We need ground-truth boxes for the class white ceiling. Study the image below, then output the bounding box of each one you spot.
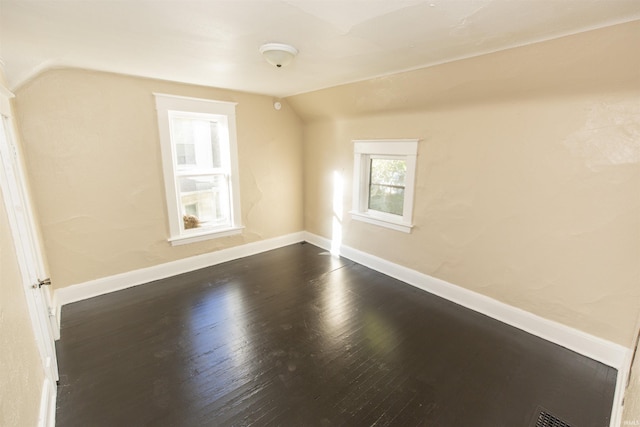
[1,0,639,97]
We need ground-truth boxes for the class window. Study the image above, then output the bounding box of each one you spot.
[155,94,242,245]
[351,139,418,233]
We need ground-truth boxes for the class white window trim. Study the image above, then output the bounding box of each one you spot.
[351,139,419,233]
[154,93,243,245]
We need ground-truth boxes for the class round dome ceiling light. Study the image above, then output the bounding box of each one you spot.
[259,43,298,68]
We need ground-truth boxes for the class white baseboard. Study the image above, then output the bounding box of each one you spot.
[304,231,632,427]
[55,231,305,312]
[54,229,631,427]
[57,229,629,368]
[303,232,629,368]
[303,231,631,427]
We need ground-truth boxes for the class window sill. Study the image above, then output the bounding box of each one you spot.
[168,226,244,246]
[350,211,413,233]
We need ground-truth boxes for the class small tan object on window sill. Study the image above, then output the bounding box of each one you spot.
[183,214,200,229]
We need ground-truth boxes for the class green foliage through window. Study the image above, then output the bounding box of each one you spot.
[368,158,406,216]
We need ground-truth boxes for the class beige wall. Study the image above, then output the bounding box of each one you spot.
[0,186,45,427]
[13,69,304,289]
[288,21,640,348]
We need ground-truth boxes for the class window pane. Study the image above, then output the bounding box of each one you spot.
[370,158,406,186]
[176,143,196,166]
[171,117,221,169]
[368,158,406,216]
[184,203,198,217]
[179,175,229,229]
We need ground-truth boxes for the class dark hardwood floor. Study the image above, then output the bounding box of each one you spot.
[55,242,617,426]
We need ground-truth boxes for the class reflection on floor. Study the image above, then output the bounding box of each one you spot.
[56,243,616,426]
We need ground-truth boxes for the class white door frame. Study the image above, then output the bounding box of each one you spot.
[0,80,58,426]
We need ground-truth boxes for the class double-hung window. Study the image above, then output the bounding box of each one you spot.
[351,139,418,233]
[155,94,242,245]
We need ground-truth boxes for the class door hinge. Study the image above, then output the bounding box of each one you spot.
[33,278,52,289]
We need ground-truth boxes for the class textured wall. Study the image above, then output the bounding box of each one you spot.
[0,187,45,427]
[13,69,304,289]
[289,21,640,348]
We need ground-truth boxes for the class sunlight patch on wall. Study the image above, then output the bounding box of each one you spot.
[331,170,344,256]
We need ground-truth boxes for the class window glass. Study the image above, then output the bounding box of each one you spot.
[178,175,229,229]
[351,139,418,233]
[155,94,242,245]
[171,116,222,170]
[368,158,406,216]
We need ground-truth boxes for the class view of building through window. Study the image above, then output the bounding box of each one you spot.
[155,94,241,244]
[169,114,230,231]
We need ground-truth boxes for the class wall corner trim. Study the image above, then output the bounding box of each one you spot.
[37,377,56,427]
[55,231,305,310]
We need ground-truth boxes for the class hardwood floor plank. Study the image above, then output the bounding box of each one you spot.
[55,243,616,426]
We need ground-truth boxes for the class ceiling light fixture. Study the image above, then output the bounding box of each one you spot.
[259,43,298,68]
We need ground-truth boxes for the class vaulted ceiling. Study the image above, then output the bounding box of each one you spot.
[1,0,639,97]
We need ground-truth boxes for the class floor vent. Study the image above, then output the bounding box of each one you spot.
[532,408,572,427]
